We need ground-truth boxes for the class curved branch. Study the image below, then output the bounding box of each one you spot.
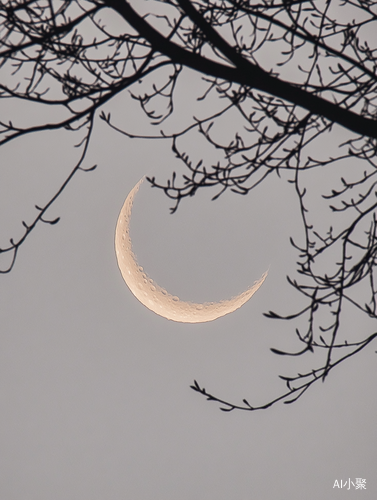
[106,0,377,139]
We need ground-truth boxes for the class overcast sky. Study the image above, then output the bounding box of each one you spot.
[1,6,376,499]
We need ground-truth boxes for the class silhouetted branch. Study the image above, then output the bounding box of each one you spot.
[190,331,377,412]
[1,0,376,412]
[0,110,96,273]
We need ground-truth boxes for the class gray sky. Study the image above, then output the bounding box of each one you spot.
[1,8,376,500]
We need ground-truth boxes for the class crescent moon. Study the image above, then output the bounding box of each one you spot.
[115,178,267,323]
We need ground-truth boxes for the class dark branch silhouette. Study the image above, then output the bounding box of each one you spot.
[1,0,376,412]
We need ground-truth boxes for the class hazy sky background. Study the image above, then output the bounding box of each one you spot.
[1,4,376,499]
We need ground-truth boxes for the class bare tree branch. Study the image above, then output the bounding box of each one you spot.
[1,0,376,412]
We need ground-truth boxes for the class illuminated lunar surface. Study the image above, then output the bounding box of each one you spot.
[115,178,267,323]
